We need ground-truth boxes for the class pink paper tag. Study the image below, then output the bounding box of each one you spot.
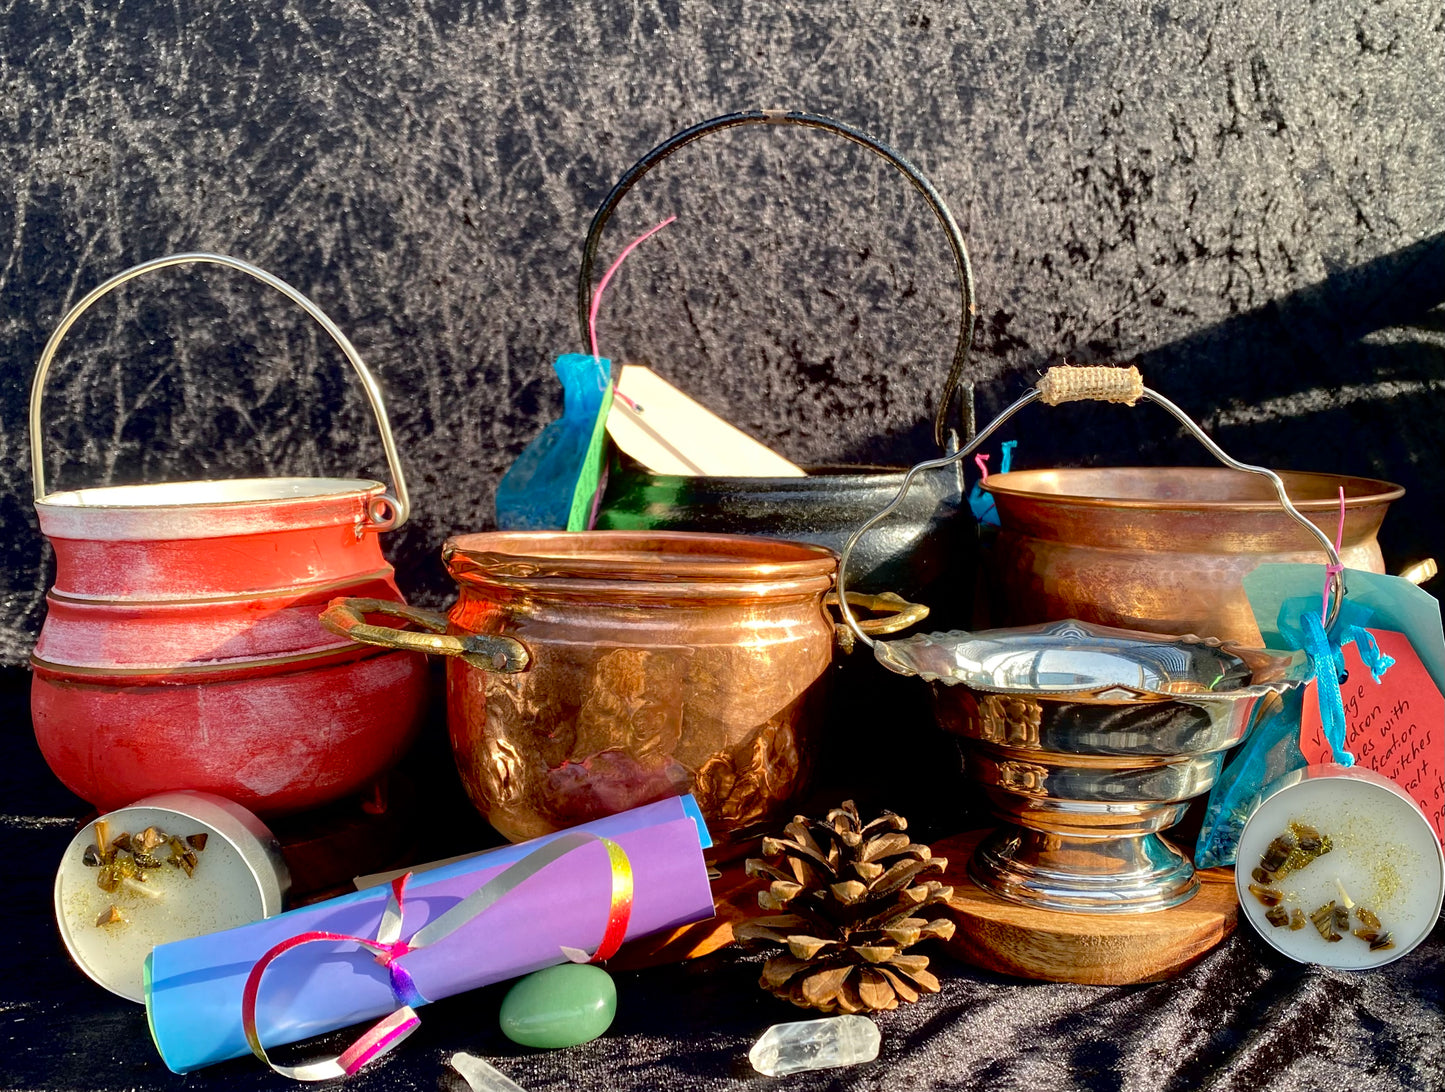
[1300,628,1445,845]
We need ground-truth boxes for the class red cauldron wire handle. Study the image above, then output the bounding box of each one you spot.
[29,252,411,531]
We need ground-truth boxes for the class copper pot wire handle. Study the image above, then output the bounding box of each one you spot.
[578,109,978,450]
[29,252,411,531]
[319,598,530,673]
[837,364,1347,648]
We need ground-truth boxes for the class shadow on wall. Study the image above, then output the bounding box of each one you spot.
[838,231,1445,578]
[1137,229,1444,576]
[1138,227,1445,429]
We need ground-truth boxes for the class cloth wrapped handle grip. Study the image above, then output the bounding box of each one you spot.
[1035,364,1145,406]
[318,598,530,673]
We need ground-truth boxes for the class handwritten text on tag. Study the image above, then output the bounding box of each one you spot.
[1300,629,1444,845]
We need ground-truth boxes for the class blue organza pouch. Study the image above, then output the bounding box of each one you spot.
[1194,592,1392,867]
[494,354,613,531]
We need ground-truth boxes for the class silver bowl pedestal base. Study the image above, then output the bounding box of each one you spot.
[969,814,1200,914]
[888,620,1304,916]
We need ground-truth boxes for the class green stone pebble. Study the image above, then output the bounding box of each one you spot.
[499,964,617,1049]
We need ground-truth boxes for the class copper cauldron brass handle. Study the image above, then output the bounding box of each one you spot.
[825,591,930,652]
[319,598,530,673]
[838,364,1348,648]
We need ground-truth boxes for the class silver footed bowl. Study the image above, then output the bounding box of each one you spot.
[876,620,1306,913]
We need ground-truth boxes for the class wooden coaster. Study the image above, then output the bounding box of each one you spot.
[935,830,1238,985]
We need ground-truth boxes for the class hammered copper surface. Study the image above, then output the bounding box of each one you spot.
[440,531,838,852]
[983,468,1402,645]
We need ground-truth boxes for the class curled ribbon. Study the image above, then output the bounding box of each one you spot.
[967,440,1017,528]
[241,832,634,1081]
[1299,611,1395,770]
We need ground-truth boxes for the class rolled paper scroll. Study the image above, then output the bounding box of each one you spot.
[145,795,713,1073]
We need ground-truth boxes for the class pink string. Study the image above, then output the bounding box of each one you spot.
[974,453,989,481]
[1321,485,1346,626]
[588,215,677,363]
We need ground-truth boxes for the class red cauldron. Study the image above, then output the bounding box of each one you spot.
[28,254,428,815]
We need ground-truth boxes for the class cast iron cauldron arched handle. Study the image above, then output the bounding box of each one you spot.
[319,598,530,673]
[29,252,411,530]
[836,365,1348,647]
[578,109,977,450]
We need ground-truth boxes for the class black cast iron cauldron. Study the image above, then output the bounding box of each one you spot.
[585,110,979,627]
[583,110,981,830]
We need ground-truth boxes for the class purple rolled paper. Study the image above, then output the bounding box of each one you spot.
[144,795,714,1073]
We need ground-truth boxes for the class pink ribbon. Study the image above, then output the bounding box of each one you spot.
[1322,485,1346,625]
[241,832,634,1081]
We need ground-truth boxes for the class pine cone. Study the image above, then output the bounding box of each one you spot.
[733,800,955,1013]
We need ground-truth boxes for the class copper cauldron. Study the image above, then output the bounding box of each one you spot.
[321,531,923,852]
[983,467,1402,646]
[836,364,1367,908]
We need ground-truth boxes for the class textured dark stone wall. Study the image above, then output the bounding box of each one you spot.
[2,0,1442,663]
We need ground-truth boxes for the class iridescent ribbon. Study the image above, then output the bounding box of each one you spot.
[241,832,634,1081]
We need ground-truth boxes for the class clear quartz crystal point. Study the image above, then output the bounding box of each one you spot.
[748,1015,881,1077]
[450,1052,530,1092]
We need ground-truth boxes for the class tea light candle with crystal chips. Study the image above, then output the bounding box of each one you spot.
[1235,765,1443,969]
[54,790,289,1001]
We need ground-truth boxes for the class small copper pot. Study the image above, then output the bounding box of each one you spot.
[322,531,923,852]
[982,467,1402,645]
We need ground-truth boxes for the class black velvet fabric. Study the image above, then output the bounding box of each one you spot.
[3,3,1445,1089]
[4,666,1443,1091]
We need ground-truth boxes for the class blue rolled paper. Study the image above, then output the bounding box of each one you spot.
[144,795,713,1072]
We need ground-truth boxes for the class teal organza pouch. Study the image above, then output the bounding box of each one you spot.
[494,354,613,532]
[1194,588,1393,868]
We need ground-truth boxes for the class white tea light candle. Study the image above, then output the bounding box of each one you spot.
[54,791,289,1001]
[1235,765,1443,969]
